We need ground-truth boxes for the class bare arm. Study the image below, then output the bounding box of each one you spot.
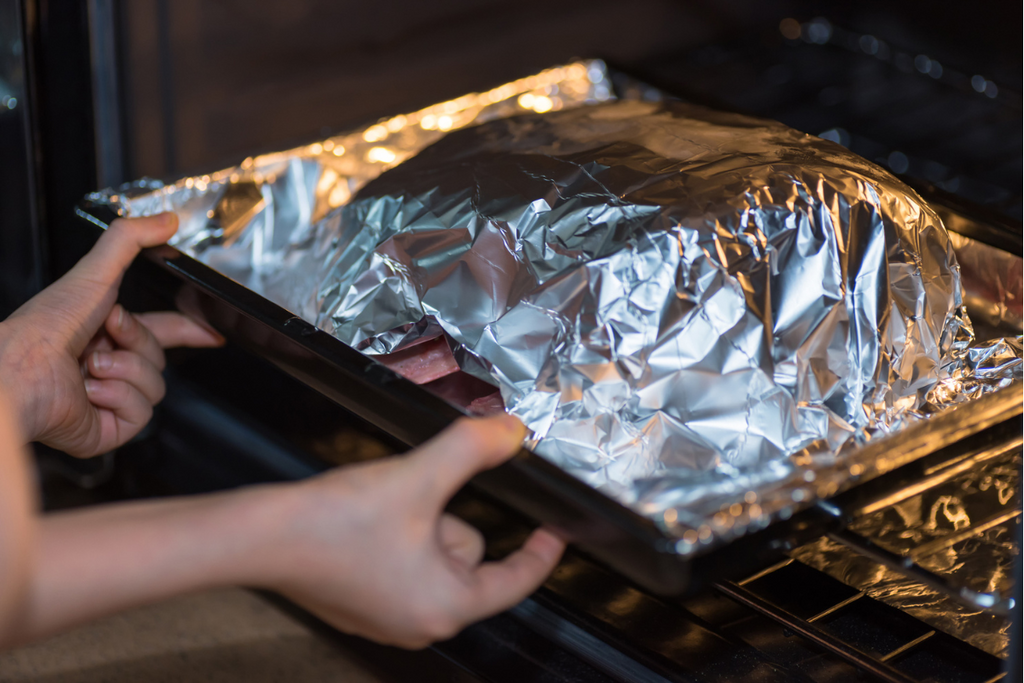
[0,391,33,644]
[9,416,563,649]
[13,486,273,646]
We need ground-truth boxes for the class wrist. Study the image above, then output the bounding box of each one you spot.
[230,473,360,596]
[207,481,313,590]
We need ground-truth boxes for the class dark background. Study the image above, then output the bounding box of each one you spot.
[2,0,1021,318]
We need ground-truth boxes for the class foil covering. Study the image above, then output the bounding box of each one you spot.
[90,60,614,310]
[301,99,1020,549]
[87,63,1021,557]
[792,445,1021,658]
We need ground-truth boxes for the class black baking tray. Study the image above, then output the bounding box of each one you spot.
[76,196,1022,597]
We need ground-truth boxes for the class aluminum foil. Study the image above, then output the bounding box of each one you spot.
[86,62,1021,555]
[792,445,1021,658]
[302,99,1021,543]
[88,60,614,313]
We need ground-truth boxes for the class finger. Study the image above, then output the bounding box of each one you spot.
[81,332,114,361]
[406,414,526,511]
[83,378,155,450]
[438,514,486,570]
[80,333,115,378]
[88,335,115,354]
[35,213,179,355]
[87,350,166,405]
[105,305,166,370]
[135,311,225,348]
[458,528,564,619]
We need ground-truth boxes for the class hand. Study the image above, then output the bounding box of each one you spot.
[0,213,223,456]
[264,414,566,648]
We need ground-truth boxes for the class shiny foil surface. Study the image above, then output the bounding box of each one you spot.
[303,99,1019,550]
[792,445,1021,658]
[88,61,614,317]
[88,63,1021,556]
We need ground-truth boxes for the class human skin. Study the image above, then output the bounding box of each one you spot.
[0,214,564,649]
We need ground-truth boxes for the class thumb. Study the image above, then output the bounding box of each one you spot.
[32,213,179,354]
[407,414,527,511]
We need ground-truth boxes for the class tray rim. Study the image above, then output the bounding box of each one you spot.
[76,200,1023,596]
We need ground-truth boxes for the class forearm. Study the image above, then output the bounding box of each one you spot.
[0,390,34,645]
[11,484,296,647]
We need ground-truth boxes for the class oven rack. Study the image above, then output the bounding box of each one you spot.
[715,562,1008,683]
[814,435,1024,618]
[447,462,1015,683]
[514,430,1019,683]
[702,435,1020,682]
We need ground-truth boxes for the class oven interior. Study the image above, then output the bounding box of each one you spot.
[5,1,1021,681]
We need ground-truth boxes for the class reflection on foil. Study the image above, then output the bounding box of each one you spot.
[927,336,1022,409]
[792,447,1021,658]
[88,62,1022,556]
[89,60,614,315]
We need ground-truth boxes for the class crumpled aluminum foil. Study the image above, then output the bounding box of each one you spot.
[87,60,614,313]
[86,63,1021,555]
[304,99,1020,538]
[927,335,1022,409]
[792,445,1021,658]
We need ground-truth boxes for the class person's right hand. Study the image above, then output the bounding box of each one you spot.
[0,213,222,456]
[261,414,565,648]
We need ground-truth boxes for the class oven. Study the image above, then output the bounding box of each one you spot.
[3,1,1021,681]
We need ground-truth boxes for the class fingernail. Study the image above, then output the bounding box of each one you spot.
[116,306,125,330]
[531,529,566,562]
[84,379,100,394]
[497,413,527,441]
[92,351,112,371]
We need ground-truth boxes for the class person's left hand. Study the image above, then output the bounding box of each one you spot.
[0,213,223,456]
[260,414,566,648]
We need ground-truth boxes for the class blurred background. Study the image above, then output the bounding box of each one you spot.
[2,0,1020,317]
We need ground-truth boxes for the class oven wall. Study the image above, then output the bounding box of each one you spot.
[110,0,1021,186]
[0,0,45,316]
[6,0,1018,302]
[113,0,793,181]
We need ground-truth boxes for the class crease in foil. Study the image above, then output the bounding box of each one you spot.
[88,62,1022,558]
[792,447,1021,658]
[89,60,614,318]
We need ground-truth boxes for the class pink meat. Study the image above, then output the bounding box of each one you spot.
[424,370,505,414]
[466,392,505,416]
[376,336,506,415]
[375,336,459,384]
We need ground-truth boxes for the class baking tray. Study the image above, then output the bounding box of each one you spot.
[75,199,1023,596]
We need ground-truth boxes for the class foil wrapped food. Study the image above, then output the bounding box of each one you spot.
[303,99,1019,535]
[87,63,1021,555]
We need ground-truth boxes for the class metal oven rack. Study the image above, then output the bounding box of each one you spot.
[502,419,1021,683]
